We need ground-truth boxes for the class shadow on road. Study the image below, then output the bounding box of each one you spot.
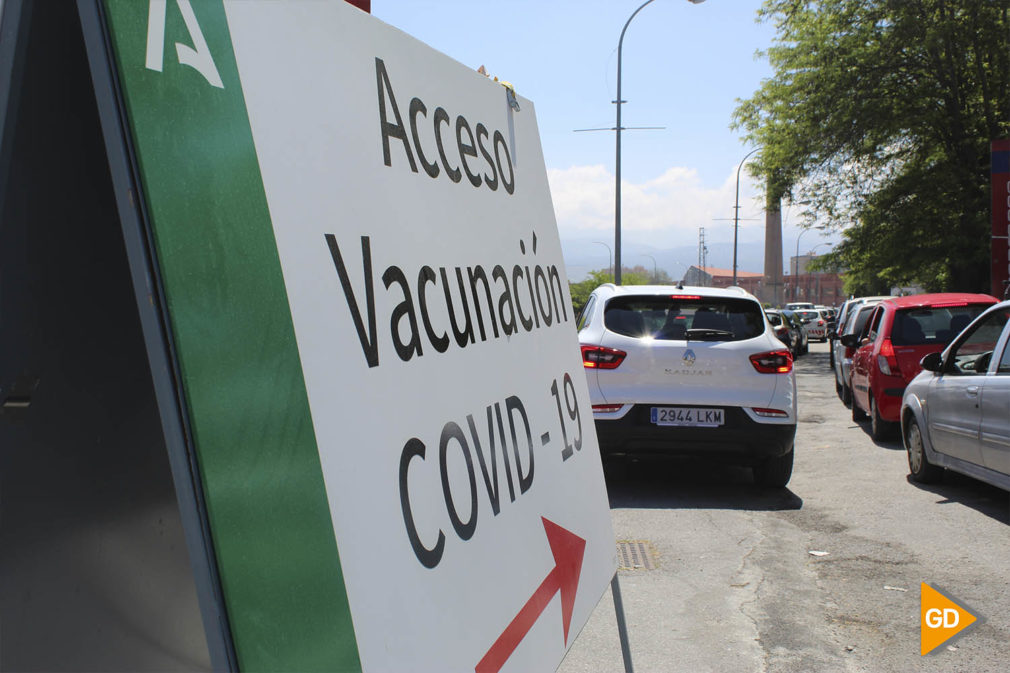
[792,347,832,374]
[603,456,803,512]
[849,419,906,451]
[906,472,1010,526]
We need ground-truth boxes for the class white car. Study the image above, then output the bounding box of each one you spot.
[577,284,798,487]
[795,309,828,341]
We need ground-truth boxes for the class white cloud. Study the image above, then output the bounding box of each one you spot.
[547,164,766,249]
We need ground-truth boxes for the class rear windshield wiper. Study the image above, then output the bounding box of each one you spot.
[686,328,734,341]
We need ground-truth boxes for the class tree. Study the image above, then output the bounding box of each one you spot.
[734,0,1010,293]
[568,266,661,317]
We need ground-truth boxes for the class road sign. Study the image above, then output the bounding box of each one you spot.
[92,1,616,670]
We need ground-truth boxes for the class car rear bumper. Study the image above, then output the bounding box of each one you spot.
[594,405,796,463]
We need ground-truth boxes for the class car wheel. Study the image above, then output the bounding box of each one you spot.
[841,382,852,407]
[906,416,942,483]
[835,379,843,400]
[754,446,794,488]
[870,396,896,440]
[851,395,867,421]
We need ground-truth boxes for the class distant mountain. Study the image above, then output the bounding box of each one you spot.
[561,236,768,282]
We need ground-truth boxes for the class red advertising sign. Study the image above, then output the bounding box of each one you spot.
[991,140,1010,298]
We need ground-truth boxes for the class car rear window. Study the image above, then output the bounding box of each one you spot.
[604,296,765,341]
[891,304,991,346]
[796,310,819,322]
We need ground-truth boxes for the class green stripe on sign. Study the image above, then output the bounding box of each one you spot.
[100,1,361,670]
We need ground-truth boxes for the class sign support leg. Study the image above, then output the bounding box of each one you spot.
[611,573,634,673]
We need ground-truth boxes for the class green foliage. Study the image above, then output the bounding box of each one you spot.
[568,269,612,318]
[567,265,669,317]
[734,0,1010,292]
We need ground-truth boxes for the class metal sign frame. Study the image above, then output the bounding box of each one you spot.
[76,0,238,669]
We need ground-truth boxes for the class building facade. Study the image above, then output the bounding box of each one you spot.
[684,263,845,307]
[682,266,764,296]
[786,254,846,307]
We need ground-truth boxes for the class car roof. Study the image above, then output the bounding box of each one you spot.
[878,292,998,309]
[843,295,890,306]
[593,284,758,301]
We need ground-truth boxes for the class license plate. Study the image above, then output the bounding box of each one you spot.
[651,407,724,427]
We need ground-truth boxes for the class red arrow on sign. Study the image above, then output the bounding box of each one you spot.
[475,517,587,673]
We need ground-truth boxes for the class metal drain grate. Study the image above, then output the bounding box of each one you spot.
[617,540,655,570]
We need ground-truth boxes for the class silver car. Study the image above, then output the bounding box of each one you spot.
[832,301,882,405]
[901,300,1010,491]
[829,296,889,382]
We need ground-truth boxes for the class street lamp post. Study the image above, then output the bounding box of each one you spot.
[809,242,831,257]
[793,237,830,300]
[641,254,658,282]
[807,242,831,305]
[733,146,760,285]
[614,0,706,285]
[792,229,809,301]
[594,241,613,279]
[794,228,814,276]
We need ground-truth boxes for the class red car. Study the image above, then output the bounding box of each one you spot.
[845,293,998,439]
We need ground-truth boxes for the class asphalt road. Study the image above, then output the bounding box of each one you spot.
[559,341,1010,673]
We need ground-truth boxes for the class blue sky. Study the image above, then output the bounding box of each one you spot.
[371,1,839,279]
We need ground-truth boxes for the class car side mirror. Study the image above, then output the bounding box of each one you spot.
[920,351,943,372]
[839,334,858,348]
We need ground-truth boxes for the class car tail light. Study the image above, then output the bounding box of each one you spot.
[817,319,825,326]
[671,295,702,300]
[877,338,898,376]
[592,404,623,413]
[581,345,627,369]
[753,408,789,418]
[749,349,793,374]
[930,301,968,308]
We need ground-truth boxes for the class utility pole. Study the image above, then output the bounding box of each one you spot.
[698,227,708,286]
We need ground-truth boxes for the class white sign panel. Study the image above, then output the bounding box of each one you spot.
[224,3,616,671]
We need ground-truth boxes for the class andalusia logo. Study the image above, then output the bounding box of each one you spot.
[920,583,980,655]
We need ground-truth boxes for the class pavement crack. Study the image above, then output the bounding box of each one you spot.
[734,513,771,673]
